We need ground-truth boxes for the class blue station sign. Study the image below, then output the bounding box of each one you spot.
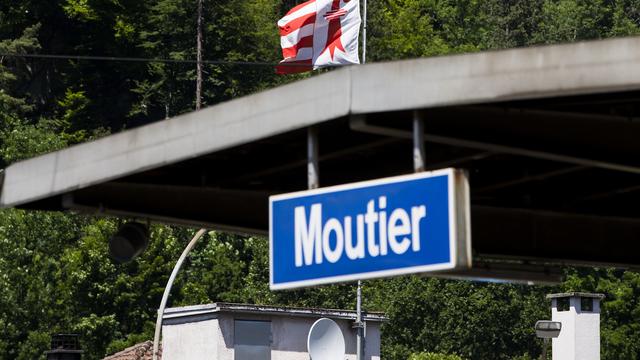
[269,168,471,290]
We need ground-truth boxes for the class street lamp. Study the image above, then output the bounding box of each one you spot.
[535,320,561,360]
[108,221,208,360]
[108,222,150,263]
[152,228,207,360]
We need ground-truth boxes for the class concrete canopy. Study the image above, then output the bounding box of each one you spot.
[1,37,639,281]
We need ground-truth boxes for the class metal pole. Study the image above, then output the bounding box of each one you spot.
[362,0,367,64]
[195,0,203,110]
[356,280,365,360]
[413,110,426,172]
[541,338,548,360]
[152,229,207,360]
[308,127,319,189]
[357,3,367,357]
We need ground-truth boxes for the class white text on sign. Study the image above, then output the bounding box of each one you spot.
[294,196,427,267]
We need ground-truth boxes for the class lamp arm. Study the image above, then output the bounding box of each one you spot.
[152,228,208,360]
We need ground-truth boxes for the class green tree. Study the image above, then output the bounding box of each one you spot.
[563,269,640,359]
[410,352,464,360]
[2,2,640,359]
[0,210,84,359]
[534,0,611,44]
[365,276,551,360]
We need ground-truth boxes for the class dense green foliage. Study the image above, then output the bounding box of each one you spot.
[1,0,640,359]
[409,353,463,360]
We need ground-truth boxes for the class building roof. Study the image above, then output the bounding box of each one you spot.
[163,302,387,322]
[2,36,640,213]
[546,292,606,300]
[2,36,640,281]
[103,341,160,360]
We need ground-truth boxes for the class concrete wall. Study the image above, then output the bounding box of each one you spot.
[574,300,601,360]
[162,313,381,360]
[162,317,220,360]
[551,298,576,360]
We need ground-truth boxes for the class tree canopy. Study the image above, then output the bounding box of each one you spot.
[1,1,639,359]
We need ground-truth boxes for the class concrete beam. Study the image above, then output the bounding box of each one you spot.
[4,37,640,208]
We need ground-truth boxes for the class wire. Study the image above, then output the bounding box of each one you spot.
[0,53,344,68]
[0,52,274,66]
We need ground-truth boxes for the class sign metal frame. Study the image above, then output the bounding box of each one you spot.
[269,168,472,290]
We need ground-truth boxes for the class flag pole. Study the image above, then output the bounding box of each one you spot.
[362,0,367,64]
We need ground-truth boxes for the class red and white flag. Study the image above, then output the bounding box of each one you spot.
[277,0,361,74]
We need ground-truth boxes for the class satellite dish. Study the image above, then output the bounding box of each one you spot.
[307,318,346,360]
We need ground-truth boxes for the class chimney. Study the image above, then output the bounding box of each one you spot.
[546,292,605,360]
[45,334,84,360]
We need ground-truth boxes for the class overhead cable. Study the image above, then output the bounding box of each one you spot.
[0,53,345,69]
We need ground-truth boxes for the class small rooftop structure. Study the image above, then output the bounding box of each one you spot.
[161,302,386,360]
[45,334,83,360]
[163,302,387,322]
[547,292,605,360]
[546,292,606,300]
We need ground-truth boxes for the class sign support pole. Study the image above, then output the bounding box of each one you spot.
[356,280,365,360]
[307,127,320,189]
[356,4,368,360]
[413,110,426,172]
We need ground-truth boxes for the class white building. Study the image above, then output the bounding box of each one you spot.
[161,302,386,360]
[547,292,605,360]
